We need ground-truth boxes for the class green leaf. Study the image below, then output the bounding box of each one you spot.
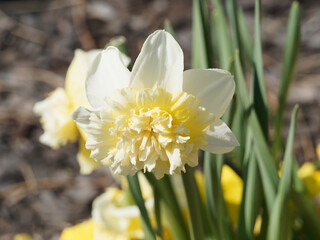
[153,186,163,238]
[127,175,156,240]
[164,19,176,39]
[226,0,241,51]
[105,36,128,54]
[291,190,320,238]
[237,6,253,63]
[234,50,278,213]
[267,105,299,240]
[273,1,300,160]
[238,131,262,239]
[192,0,212,68]
[211,0,232,70]
[253,0,268,140]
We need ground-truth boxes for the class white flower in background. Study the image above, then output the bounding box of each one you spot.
[34,47,130,174]
[34,88,78,148]
[72,30,239,179]
[92,174,153,240]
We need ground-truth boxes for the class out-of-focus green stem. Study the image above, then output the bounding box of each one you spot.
[182,166,205,240]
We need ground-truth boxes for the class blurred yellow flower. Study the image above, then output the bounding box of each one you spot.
[73,30,238,179]
[92,173,153,239]
[60,219,95,240]
[221,165,243,225]
[193,166,243,225]
[298,162,320,198]
[13,233,32,240]
[34,88,78,149]
[60,173,175,240]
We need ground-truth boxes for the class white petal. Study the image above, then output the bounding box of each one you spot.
[86,47,131,108]
[71,106,91,129]
[65,49,101,109]
[130,30,183,92]
[183,69,235,118]
[201,119,239,154]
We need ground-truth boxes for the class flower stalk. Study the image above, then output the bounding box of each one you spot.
[182,166,205,240]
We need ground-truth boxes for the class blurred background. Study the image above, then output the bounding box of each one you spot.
[0,0,319,239]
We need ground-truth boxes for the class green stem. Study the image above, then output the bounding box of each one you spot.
[127,175,156,240]
[145,173,190,240]
[182,166,205,240]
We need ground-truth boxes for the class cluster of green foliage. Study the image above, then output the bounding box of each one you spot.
[128,1,320,239]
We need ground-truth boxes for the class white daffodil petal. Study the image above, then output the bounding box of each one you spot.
[65,49,100,109]
[86,47,131,108]
[201,119,239,154]
[71,106,92,130]
[183,68,235,118]
[130,30,183,92]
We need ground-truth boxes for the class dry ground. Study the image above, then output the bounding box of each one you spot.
[0,0,319,239]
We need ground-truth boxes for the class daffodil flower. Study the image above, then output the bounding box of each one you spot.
[92,173,153,240]
[72,30,239,179]
[60,173,173,240]
[34,48,129,174]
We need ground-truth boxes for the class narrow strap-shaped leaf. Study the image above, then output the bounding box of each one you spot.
[226,0,240,51]
[192,0,212,68]
[267,105,299,240]
[238,131,262,239]
[153,186,163,239]
[273,2,300,160]
[164,19,176,39]
[211,0,232,70]
[253,0,268,140]
[127,175,156,240]
[237,6,253,64]
[234,50,278,213]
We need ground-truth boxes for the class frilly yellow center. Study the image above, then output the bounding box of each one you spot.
[87,86,214,178]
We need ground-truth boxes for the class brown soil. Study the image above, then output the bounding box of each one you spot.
[0,0,319,239]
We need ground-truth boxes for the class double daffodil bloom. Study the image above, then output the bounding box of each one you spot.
[34,48,130,174]
[72,30,239,178]
[34,49,101,174]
